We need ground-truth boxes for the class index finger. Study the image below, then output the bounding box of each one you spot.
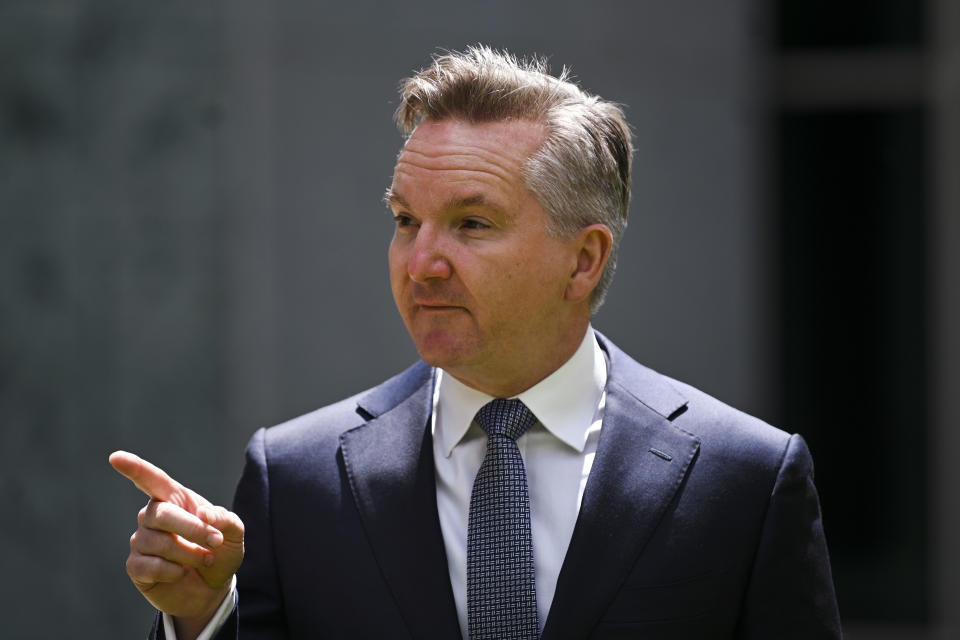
[109,450,180,501]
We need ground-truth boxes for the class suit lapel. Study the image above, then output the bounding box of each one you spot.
[339,364,463,640]
[541,338,701,640]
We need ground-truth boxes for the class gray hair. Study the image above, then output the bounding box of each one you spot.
[395,45,633,312]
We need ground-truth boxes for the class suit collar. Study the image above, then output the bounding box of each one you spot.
[354,331,687,423]
[354,359,433,419]
[594,330,689,420]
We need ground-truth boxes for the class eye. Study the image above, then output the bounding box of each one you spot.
[461,218,491,231]
[393,214,418,229]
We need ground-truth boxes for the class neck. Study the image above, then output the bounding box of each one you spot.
[445,318,590,397]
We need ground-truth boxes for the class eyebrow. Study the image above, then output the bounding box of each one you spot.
[384,190,509,218]
[384,189,409,210]
[451,194,505,214]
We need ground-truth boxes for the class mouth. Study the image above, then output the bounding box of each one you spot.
[411,288,466,312]
[416,303,462,311]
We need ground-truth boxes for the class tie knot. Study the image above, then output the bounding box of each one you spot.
[474,398,537,441]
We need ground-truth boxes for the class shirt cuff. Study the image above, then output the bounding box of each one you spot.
[161,575,237,640]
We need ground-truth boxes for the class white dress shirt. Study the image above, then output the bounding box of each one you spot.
[162,575,236,640]
[166,327,607,639]
[433,326,607,637]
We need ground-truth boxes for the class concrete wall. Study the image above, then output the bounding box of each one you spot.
[1,1,783,635]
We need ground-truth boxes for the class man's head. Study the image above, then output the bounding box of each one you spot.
[387,47,632,396]
[395,46,633,312]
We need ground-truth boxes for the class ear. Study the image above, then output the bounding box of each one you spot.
[565,224,613,303]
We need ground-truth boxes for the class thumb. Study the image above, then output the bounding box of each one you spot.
[198,505,245,545]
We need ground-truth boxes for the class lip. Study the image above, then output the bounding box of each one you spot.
[415,303,462,311]
[413,294,456,305]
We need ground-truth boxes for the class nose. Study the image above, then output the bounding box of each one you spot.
[406,227,452,283]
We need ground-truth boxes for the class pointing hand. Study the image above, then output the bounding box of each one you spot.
[110,451,244,634]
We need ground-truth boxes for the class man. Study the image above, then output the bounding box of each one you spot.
[112,46,842,639]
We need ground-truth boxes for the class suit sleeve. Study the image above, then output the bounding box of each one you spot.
[228,427,289,638]
[735,434,843,639]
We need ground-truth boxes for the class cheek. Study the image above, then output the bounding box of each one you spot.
[484,258,550,315]
[387,246,408,305]
[520,251,567,292]
[387,241,405,279]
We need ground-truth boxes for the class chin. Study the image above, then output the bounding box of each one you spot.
[410,330,478,369]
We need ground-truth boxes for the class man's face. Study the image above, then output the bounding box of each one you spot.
[387,118,584,395]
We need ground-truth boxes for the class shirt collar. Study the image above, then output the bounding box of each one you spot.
[433,326,607,457]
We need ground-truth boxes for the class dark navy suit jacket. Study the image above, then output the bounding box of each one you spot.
[153,334,841,639]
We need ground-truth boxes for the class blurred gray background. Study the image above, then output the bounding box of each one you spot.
[1,0,957,637]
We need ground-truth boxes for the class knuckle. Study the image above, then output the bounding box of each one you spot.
[152,532,174,556]
[141,500,161,524]
[144,501,171,528]
[124,554,138,578]
[129,555,164,583]
[134,530,157,554]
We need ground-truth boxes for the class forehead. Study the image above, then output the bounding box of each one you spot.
[391,119,545,203]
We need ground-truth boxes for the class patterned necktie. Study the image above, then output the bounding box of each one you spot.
[467,398,540,640]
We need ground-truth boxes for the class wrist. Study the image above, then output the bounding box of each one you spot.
[171,579,234,640]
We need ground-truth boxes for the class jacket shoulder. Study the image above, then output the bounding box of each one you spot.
[665,375,795,466]
[254,360,433,459]
[599,331,795,471]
